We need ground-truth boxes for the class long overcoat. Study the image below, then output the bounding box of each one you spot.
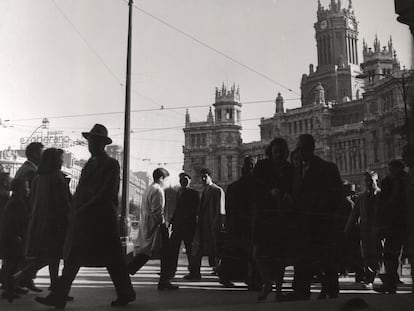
[192,183,224,257]
[63,153,123,267]
[25,170,71,260]
[136,182,165,256]
[292,155,343,262]
[252,159,293,259]
[405,170,414,260]
[15,161,37,190]
[0,195,29,260]
[348,190,381,265]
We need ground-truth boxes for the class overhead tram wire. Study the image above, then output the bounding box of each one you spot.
[6,97,300,123]
[130,3,300,96]
[51,0,182,121]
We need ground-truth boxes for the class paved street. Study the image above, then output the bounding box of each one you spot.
[1,255,413,310]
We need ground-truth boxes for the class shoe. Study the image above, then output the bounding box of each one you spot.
[15,286,29,295]
[219,279,235,288]
[35,296,66,309]
[110,294,136,307]
[257,284,272,301]
[2,291,20,303]
[373,286,396,294]
[157,282,179,290]
[183,273,201,280]
[362,282,373,290]
[22,280,43,293]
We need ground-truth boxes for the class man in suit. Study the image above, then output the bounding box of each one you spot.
[35,124,135,308]
[14,142,44,293]
[169,173,200,280]
[189,168,225,281]
[291,134,343,300]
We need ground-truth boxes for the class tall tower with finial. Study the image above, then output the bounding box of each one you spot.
[301,0,363,106]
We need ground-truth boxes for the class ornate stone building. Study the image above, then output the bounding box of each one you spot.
[183,0,412,190]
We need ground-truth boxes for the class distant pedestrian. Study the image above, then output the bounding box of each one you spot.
[170,173,199,279]
[0,178,30,302]
[291,134,343,300]
[189,168,227,284]
[128,167,179,290]
[14,148,72,291]
[253,138,293,301]
[35,124,135,308]
[347,171,382,289]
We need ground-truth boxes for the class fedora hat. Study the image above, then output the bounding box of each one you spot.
[82,124,112,145]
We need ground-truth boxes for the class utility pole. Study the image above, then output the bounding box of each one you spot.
[120,0,133,238]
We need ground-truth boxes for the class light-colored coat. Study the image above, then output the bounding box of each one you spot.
[137,182,165,256]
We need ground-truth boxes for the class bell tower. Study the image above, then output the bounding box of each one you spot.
[315,0,358,71]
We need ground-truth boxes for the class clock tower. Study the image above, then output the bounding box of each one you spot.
[301,0,364,106]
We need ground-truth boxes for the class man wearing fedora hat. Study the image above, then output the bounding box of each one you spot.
[36,124,135,308]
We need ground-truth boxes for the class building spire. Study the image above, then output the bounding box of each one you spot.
[207,106,214,123]
[348,0,353,10]
[185,108,190,125]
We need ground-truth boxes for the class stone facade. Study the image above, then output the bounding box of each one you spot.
[183,0,412,190]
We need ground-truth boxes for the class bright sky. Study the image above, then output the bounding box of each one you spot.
[0,0,412,175]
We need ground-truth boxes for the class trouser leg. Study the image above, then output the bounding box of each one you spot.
[107,260,135,299]
[293,262,313,300]
[183,237,193,270]
[49,259,60,289]
[383,232,404,290]
[128,254,150,275]
[189,254,202,277]
[3,259,19,293]
[168,229,182,279]
[49,260,80,300]
[159,224,171,283]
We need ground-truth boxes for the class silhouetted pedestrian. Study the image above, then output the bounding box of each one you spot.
[253,138,293,301]
[0,172,11,287]
[128,167,179,290]
[222,156,260,290]
[375,160,407,293]
[347,171,382,289]
[291,134,343,300]
[190,168,227,284]
[0,178,30,302]
[35,124,135,308]
[14,148,72,291]
[170,173,199,280]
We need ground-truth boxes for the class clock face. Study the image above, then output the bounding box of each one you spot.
[347,19,354,30]
[320,20,328,30]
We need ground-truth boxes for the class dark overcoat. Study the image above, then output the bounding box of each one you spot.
[192,183,224,257]
[63,153,123,267]
[0,195,29,260]
[25,170,71,260]
[292,155,343,262]
[252,159,293,258]
[15,161,37,190]
[171,187,199,239]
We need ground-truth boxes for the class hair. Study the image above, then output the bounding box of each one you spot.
[37,148,64,175]
[265,137,289,159]
[25,142,44,160]
[388,159,405,170]
[153,167,169,182]
[0,172,11,189]
[10,178,27,193]
[298,134,315,152]
[179,172,191,180]
[200,168,212,176]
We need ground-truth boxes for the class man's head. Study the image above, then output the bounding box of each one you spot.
[179,172,191,188]
[241,156,255,176]
[200,168,213,187]
[265,138,289,165]
[296,134,315,162]
[343,181,356,197]
[153,167,170,188]
[82,124,112,156]
[388,159,405,178]
[10,178,29,198]
[364,171,379,192]
[25,142,44,166]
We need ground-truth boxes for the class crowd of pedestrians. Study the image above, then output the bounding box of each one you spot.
[0,123,413,309]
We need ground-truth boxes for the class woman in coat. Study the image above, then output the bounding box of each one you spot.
[253,138,293,301]
[25,148,71,289]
